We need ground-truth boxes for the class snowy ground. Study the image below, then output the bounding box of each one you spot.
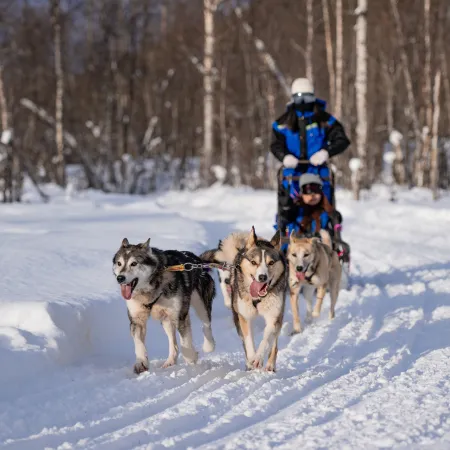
[1,183,450,449]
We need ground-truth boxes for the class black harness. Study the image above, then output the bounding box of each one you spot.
[252,298,262,308]
[143,291,163,311]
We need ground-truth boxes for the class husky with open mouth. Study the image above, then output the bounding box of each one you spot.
[201,227,286,371]
[113,238,216,374]
[287,229,341,334]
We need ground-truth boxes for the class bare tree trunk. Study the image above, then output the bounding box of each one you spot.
[322,0,335,108]
[219,62,228,170]
[441,48,450,130]
[438,1,450,130]
[382,58,406,185]
[389,0,422,186]
[431,70,441,200]
[235,7,291,98]
[306,0,314,84]
[335,0,343,118]
[202,0,217,183]
[417,0,433,187]
[50,0,65,186]
[0,66,8,132]
[0,64,12,202]
[354,0,368,201]
[390,0,422,188]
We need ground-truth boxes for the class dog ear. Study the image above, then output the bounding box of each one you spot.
[140,238,151,251]
[311,237,321,250]
[246,226,257,249]
[289,229,298,243]
[270,230,281,250]
[121,238,129,247]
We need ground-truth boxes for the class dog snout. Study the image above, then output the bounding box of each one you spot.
[296,265,303,272]
[258,274,268,282]
[116,275,126,284]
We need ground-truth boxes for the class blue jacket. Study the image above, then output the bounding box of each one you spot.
[270,99,349,163]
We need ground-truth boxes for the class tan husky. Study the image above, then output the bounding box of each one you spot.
[201,227,287,371]
[287,230,341,334]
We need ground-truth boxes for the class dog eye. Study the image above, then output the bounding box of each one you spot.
[117,262,122,267]
[130,262,137,267]
[268,261,275,266]
[291,253,297,258]
[304,253,309,257]
[251,260,257,266]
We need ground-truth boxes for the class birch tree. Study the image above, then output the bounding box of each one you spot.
[322,0,335,108]
[354,0,368,200]
[430,71,441,200]
[418,0,433,187]
[306,0,314,84]
[50,0,65,186]
[335,0,343,118]
[202,0,218,183]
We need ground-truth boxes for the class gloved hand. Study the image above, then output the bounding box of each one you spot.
[283,154,300,168]
[309,149,329,166]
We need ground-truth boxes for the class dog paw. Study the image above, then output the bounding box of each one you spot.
[162,358,176,369]
[312,310,321,318]
[203,339,215,353]
[265,363,276,372]
[248,356,264,370]
[329,311,335,320]
[133,360,149,375]
[182,349,199,365]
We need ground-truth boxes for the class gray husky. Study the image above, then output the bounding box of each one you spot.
[201,227,286,372]
[113,238,216,374]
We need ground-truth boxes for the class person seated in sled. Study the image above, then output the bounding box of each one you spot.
[270,77,350,235]
[289,173,350,262]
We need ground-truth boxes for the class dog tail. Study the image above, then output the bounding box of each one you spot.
[215,232,248,264]
[197,273,216,321]
[319,229,333,249]
[200,232,248,265]
[199,248,219,263]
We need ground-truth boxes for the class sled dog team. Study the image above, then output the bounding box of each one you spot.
[113,228,341,374]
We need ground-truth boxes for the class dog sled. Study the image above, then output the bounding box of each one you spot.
[275,160,351,290]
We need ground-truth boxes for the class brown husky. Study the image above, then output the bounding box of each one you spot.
[287,230,341,334]
[201,227,286,371]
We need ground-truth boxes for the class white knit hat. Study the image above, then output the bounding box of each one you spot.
[291,78,314,95]
[299,173,323,188]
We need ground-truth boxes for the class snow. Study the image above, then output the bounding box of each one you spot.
[0,128,13,145]
[389,129,403,146]
[349,157,361,172]
[1,183,450,448]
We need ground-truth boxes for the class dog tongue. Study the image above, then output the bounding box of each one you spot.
[296,272,306,281]
[250,280,267,298]
[121,284,133,300]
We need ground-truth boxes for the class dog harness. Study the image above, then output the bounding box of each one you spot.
[143,291,164,311]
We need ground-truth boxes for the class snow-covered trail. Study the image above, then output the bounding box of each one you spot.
[1,186,450,449]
